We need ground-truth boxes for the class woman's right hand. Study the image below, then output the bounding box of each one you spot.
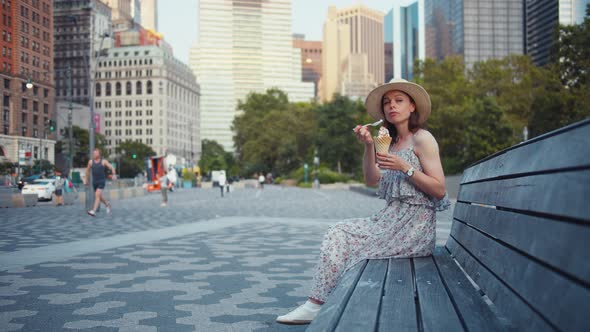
[353,125,374,146]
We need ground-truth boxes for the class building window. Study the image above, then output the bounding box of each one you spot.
[106,82,111,96]
[43,88,48,97]
[43,103,48,114]
[147,81,152,94]
[95,83,101,96]
[126,81,132,95]
[116,82,121,95]
[33,101,38,112]
[22,127,27,137]
[21,98,27,110]
[3,95,9,108]
[136,81,142,95]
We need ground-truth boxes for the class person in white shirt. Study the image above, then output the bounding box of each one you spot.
[159,170,169,207]
[258,174,265,189]
[218,173,226,198]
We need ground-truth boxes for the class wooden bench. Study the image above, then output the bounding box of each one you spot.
[307,119,590,331]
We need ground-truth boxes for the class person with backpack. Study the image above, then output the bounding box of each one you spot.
[54,170,66,206]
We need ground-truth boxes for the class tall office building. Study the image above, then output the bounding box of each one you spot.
[54,0,112,106]
[104,0,132,31]
[424,0,453,61]
[425,0,525,68]
[0,0,56,165]
[464,0,524,67]
[383,0,425,80]
[293,34,322,99]
[320,5,384,102]
[190,0,314,151]
[141,0,157,31]
[96,44,201,161]
[526,0,590,66]
[130,0,141,25]
[384,10,394,82]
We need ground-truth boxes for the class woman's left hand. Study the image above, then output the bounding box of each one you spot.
[376,153,411,172]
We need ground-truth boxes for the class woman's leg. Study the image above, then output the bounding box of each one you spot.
[309,222,366,303]
[277,222,366,324]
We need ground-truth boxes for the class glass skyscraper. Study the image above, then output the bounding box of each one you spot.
[384,0,425,80]
[425,0,525,68]
[526,0,590,66]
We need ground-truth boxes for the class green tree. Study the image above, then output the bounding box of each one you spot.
[232,89,316,176]
[57,126,109,168]
[469,55,539,132]
[314,95,370,176]
[553,4,590,88]
[115,140,156,178]
[461,97,515,167]
[198,139,235,176]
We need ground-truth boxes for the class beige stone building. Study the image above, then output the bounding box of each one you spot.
[320,5,384,102]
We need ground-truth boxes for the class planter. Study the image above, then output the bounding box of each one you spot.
[183,181,193,189]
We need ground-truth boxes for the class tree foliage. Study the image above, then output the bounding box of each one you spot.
[56,126,109,168]
[115,140,156,178]
[232,89,316,176]
[198,139,237,177]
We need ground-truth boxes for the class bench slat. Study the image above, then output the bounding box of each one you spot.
[462,119,590,184]
[336,259,388,331]
[454,202,590,284]
[449,220,590,330]
[446,236,554,331]
[458,169,590,222]
[432,248,506,332]
[307,260,367,332]
[378,258,417,332]
[414,256,464,332]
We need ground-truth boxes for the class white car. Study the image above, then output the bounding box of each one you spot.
[22,179,56,201]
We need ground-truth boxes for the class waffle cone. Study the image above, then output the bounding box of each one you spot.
[373,136,392,154]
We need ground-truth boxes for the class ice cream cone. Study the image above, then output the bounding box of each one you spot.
[374,136,392,154]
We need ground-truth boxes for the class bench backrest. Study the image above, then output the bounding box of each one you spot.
[446,118,590,331]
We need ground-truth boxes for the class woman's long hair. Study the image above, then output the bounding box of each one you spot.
[381,92,422,147]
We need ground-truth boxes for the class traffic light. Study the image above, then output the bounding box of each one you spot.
[44,119,55,132]
[132,153,137,159]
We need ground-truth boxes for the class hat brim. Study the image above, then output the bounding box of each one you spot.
[364,81,431,124]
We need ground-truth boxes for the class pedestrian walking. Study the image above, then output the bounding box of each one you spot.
[258,173,265,190]
[84,148,117,217]
[218,172,226,198]
[54,170,66,206]
[277,79,451,325]
[160,169,169,207]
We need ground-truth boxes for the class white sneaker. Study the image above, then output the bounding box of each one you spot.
[87,210,96,217]
[276,302,321,325]
[161,203,167,207]
[106,204,112,214]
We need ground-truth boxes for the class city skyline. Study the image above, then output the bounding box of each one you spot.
[159,0,399,64]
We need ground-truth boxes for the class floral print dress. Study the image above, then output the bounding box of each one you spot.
[309,141,451,302]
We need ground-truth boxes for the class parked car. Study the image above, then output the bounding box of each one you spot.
[22,179,56,201]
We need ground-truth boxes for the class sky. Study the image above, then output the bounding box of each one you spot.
[158,0,396,64]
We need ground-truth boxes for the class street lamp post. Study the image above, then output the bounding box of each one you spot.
[70,15,110,209]
[313,148,320,189]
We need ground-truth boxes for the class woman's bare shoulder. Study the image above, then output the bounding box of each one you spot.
[414,129,438,147]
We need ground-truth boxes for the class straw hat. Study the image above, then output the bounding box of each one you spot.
[364,78,431,124]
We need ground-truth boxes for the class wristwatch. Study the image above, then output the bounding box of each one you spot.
[405,166,415,177]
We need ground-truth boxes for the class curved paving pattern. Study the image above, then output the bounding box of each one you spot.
[0,186,454,331]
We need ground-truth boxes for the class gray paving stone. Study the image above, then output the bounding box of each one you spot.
[0,186,456,331]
